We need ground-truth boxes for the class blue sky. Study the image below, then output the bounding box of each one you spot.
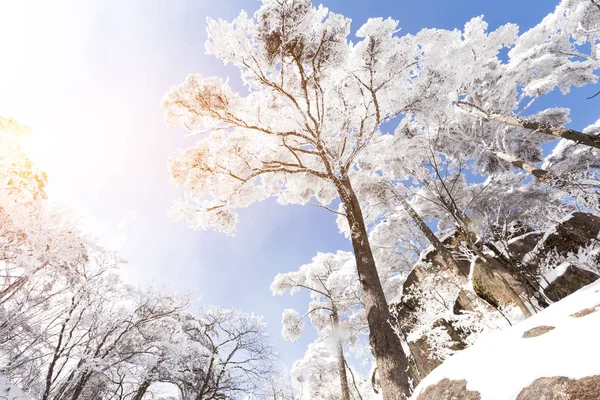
[1,0,598,368]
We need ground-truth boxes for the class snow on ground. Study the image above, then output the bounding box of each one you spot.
[410,280,600,399]
[0,375,30,400]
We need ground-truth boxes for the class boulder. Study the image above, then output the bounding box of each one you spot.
[408,319,467,380]
[408,337,443,382]
[453,289,476,314]
[539,212,600,257]
[423,232,472,277]
[416,379,481,400]
[508,232,544,261]
[472,255,528,309]
[393,265,428,330]
[544,266,599,302]
[516,375,600,400]
[410,281,600,400]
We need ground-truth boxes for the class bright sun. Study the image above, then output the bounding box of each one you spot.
[0,1,99,201]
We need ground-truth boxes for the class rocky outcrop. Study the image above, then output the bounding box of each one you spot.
[522,212,600,303]
[415,379,481,400]
[538,212,600,257]
[507,232,543,261]
[408,319,468,380]
[471,255,529,312]
[394,213,600,389]
[516,375,600,400]
[394,265,427,328]
[544,266,599,302]
[422,233,472,276]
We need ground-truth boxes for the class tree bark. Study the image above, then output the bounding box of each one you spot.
[69,372,91,400]
[457,101,600,149]
[339,176,411,399]
[332,311,351,400]
[133,380,152,400]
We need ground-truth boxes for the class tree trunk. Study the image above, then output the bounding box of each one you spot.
[339,176,411,399]
[133,379,152,400]
[401,200,467,281]
[457,101,600,149]
[332,311,351,400]
[69,373,90,400]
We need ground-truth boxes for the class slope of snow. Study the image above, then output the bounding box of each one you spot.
[0,375,30,400]
[411,280,600,399]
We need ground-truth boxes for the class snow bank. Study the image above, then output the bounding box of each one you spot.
[0,375,30,400]
[411,280,600,399]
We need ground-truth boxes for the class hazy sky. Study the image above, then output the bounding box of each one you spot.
[1,0,597,367]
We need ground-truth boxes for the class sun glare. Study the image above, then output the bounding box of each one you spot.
[1,1,99,202]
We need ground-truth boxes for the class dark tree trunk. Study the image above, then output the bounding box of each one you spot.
[69,373,90,400]
[133,380,152,400]
[339,176,411,399]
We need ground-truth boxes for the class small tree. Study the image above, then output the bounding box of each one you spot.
[272,251,367,400]
[169,307,275,400]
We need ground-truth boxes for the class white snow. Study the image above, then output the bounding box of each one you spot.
[542,261,570,288]
[0,375,30,400]
[411,280,600,399]
[505,230,542,246]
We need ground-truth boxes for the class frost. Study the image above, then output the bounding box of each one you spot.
[281,309,304,342]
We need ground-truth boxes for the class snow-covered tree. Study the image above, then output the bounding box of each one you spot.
[272,251,369,400]
[162,1,428,396]
[439,1,600,149]
[0,117,277,400]
[170,307,275,400]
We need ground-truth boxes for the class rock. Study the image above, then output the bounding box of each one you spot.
[544,266,599,302]
[392,265,427,330]
[393,257,475,385]
[508,232,544,261]
[423,232,472,277]
[540,212,600,257]
[416,379,481,400]
[516,376,571,399]
[568,375,600,399]
[516,375,600,400]
[411,280,600,400]
[571,305,599,318]
[472,255,528,309]
[408,319,468,380]
[522,325,555,338]
[408,337,443,382]
[453,290,475,315]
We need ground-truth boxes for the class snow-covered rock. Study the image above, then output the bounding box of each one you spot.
[411,280,600,399]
